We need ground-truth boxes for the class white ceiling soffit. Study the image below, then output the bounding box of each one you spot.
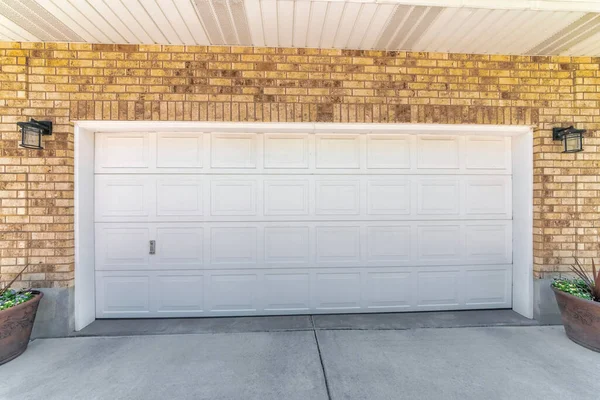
[2,0,600,56]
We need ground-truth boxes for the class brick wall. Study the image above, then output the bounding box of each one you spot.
[1,42,599,288]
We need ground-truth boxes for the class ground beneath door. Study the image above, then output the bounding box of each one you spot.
[75,309,536,337]
[2,317,598,400]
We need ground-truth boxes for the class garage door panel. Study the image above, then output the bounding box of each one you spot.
[210,179,258,216]
[95,226,150,270]
[94,265,513,318]
[417,270,461,307]
[263,273,310,311]
[210,227,259,267]
[417,224,462,263]
[155,227,204,268]
[464,267,512,306]
[263,133,309,169]
[365,271,414,309]
[314,272,362,310]
[156,177,203,216]
[367,179,411,215]
[156,132,203,169]
[367,134,412,169]
[315,134,361,169]
[417,178,460,215]
[465,176,512,216]
[316,226,362,265]
[210,133,258,169]
[94,131,514,318]
[366,225,412,265]
[465,136,511,171]
[466,223,512,264]
[95,132,151,171]
[94,175,512,222]
[96,221,511,271]
[417,135,460,169]
[95,175,153,220]
[96,132,511,176]
[264,226,310,266]
[96,272,150,317]
[155,273,204,313]
[207,273,259,313]
[315,179,361,215]
[263,179,310,216]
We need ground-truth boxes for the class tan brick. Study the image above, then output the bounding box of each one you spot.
[0,42,599,285]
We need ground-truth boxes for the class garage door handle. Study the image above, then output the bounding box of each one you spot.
[149,240,156,255]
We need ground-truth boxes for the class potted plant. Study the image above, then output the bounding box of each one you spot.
[0,265,43,365]
[552,258,600,352]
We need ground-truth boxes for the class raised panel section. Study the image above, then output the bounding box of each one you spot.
[157,178,203,216]
[264,273,310,311]
[417,271,460,306]
[316,226,361,264]
[466,178,511,215]
[156,274,204,312]
[465,269,510,305]
[367,180,410,215]
[95,176,151,218]
[315,134,360,169]
[97,274,150,314]
[156,132,203,168]
[417,179,459,215]
[155,227,203,267]
[210,180,257,216]
[466,224,511,263]
[264,180,309,216]
[417,136,459,169]
[264,134,309,168]
[367,226,411,263]
[210,133,257,168]
[96,227,150,269]
[208,274,258,312]
[96,133,149,169]
[418,225,461,262]
[366,272,412,308]
[367,135,410,169]
[465,136,509,170]
[315,180,360,215]
[210,227,257,266]
[314,272,361,309]
[264,227,310,265]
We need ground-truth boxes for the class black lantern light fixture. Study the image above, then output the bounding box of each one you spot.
[17,119,52,149]
[553,126,585,153]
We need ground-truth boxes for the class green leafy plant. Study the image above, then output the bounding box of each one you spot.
[552,258,600,302]
[0,265,34,311]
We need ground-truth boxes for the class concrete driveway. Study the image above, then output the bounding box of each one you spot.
[1,325,599,400]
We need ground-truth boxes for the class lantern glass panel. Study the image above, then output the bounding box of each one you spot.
[564,132,583,153]
[21,127,42,149]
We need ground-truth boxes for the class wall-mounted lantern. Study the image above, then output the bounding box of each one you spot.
[553,126,585,153]
[17,119,52,149]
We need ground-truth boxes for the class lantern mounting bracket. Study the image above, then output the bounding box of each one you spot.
[552,126,584,140]
[17,119,52,135]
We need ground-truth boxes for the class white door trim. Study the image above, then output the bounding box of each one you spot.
[74,122,534,330]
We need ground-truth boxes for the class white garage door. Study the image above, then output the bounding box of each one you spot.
[94,131,513,318]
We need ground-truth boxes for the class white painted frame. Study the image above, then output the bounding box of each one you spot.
[74,121,533,330]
